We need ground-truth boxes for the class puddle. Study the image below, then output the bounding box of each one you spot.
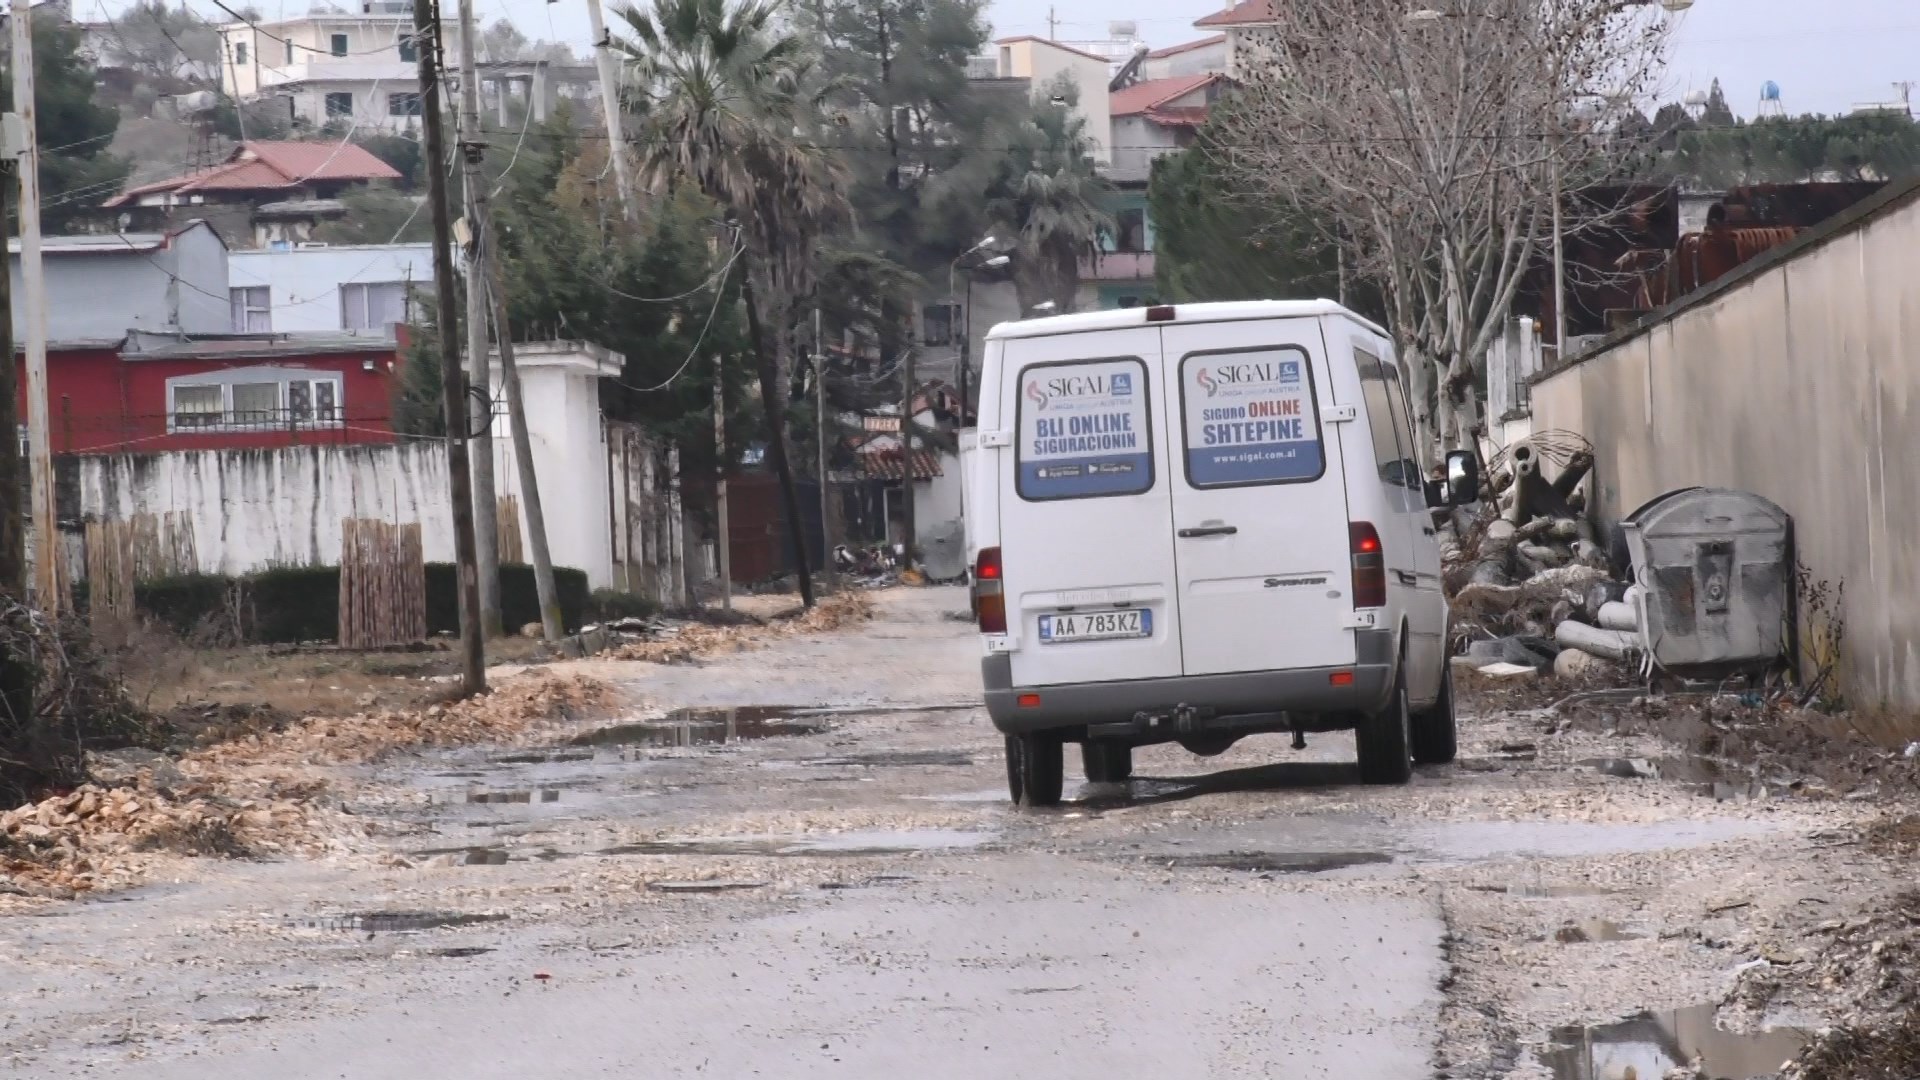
[427,946,495,958]
[1470,884,1621,899]
[288,911,510,933]
[912,789,1009,804]
[819,874,914,890]
[463,848,509,866]
[803,751,974,768]
[600,828,995,858]
[1541,1003,1808,1079]
[491,749,595,765]
[1147,851,1393,874]
[457,788,562,805]
[1553,919,1647,943]
[568,707,825,748]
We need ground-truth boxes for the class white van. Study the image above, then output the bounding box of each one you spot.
[967,300,1481,806]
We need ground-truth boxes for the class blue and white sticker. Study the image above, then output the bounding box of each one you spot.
[1017,359,1153,499]
[1182,350,1323,486]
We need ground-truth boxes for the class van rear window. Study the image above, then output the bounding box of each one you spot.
[1016,357,1154,501]
[1178,346,1325,488]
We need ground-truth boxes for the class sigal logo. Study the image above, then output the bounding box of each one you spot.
[1196,367,1218,396]
[1026,372,1116,411]
[1199,361,1287,396]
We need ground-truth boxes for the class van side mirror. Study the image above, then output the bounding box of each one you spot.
[1445,450,1481,505]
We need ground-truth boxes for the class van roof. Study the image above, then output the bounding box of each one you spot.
[984,300,1387,341]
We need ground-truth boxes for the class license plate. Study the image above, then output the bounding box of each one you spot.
[1038,608,1151,644]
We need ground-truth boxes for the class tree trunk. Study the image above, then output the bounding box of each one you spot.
[741,273,817,607]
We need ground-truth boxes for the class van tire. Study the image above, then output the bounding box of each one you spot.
[1082,741,1132,784]
[1411,664,1458,765]
[1006,734,1064,807]
[1357,664,1414,785]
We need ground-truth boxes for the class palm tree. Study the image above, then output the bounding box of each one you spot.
[614,0,846,606]
[986,77,1112,314]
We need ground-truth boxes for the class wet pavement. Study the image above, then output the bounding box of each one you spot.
[0,588,1882,1079]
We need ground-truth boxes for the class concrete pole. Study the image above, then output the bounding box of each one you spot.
[414,0,487,695]
[11,0,57,612]
[814,307,834,592]
[899,344,915,570]
[483,258,562,642]
[713,362,730,612]
[584,0,637,222]
[453,0,502,639]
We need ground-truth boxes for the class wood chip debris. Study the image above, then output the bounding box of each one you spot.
[608,592,874,665]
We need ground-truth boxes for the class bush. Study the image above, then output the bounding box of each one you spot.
[586,588,660,624]
[0,605,156,806]
[424,563,589,636]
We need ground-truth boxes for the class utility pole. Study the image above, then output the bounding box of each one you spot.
[814,308,832,591]
[0,155,20,600]
[898,344,915,572]
[11,0,55,613]
[584,0,637,222]
[1046,5,1058,38]
[415,0,486,695]
[453,0,502,640]
[482,260,562,642]
[712,362,730,612]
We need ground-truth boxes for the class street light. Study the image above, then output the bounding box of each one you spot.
[951,252,1013,421]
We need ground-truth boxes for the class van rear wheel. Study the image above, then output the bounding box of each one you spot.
[1411,664,1459,765]
[1006,734,1064,807]
[1357,665,1414,785]
[1082,740,1132,784]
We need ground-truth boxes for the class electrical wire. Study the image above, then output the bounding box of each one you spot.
[205,0,430,59]
[606,236,741,394]
[601,237,744,303]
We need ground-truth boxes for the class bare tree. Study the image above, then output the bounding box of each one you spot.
[1211,0,1673,453]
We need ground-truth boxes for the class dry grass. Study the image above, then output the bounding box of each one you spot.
[1788,1012,1920,1080]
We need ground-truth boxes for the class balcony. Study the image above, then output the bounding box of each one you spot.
[258,58,429,89]
[1078,250,1156,283]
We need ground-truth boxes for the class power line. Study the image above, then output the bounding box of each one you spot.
[608,235,742,394]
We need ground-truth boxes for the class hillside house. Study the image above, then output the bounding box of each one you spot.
[228,243,434,334]
[103,140,403,248]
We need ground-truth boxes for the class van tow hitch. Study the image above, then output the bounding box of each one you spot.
[1107,704,1215,739]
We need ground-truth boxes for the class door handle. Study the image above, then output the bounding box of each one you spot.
[1178,525,1239,538]
[1422,526,1436,536]
[1394,569,1418,586]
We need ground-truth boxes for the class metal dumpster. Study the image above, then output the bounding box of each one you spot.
[1621,487,1792,679]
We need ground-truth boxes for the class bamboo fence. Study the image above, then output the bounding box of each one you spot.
[337,518,427,648]
[84,512,198,626]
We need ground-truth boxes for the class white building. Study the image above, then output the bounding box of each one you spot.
[991,36,1113,165]
[227,243,434,334]
[217,3,457,134]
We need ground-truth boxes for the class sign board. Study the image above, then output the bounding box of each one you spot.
[1016,358,1153,499]
[862,415,902,433]
[1181,348,1324,487]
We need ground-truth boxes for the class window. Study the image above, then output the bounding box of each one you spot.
[1113,207,1148,253]
[1382,359,1423,488]
[330,32,350,56]
[1355,348,1418,489]
[921,302,957,347]
[233,40,248,65]
[387,92,422,116]
[166,372,346,432]
[229,286,271,332]
[1179,346,1324,488]
[397,34,417,62]
[1016,358,1154,501]
[324,91,354,118]
[341,282,410,330]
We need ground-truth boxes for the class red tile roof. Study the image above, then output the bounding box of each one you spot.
[1111,74,1219,117]
[1194,0,1279,27]
[1147,34,1225,59]
[104,141,401,208]
[1145,106,1212,128]
[851,449,944,482]
[992,35,1112,64]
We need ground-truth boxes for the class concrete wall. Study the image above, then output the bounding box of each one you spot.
[1530,182,1920,710]
[229,244,434,334]
[1142,40,1226,80]
[1108,115,1180,182]
[485,346,618,588]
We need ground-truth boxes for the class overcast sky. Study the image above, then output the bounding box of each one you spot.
[102,0,1920,120]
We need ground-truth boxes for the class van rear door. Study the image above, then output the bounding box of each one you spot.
[999,328,1183,689]
[1163,318,1357,676]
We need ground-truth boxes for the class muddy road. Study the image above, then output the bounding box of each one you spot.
[1,589,1899,1078]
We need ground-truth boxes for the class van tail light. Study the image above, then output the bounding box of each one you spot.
[975,546,1007,634]
[1349,522,1386,608]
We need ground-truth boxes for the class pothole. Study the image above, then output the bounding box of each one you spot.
[491,749,595,765]
[568,707,825,748]
[600,828,996,858]
[1552,919,1648,944]
[1541,1004,1808,1079]
[1469,884,1621,899]
[450,788,562,805]
[646,879,770,894]
[288,911,510,933]
[1143,851,1393,874]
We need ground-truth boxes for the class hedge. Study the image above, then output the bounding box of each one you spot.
[111,563,588,645]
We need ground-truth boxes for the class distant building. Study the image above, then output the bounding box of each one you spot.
[1140,35,1226,81]
[10,222,230,342]
[1106,73,1222,182]
[990,36,1113,166]
[103,140,403,249]
[217,4,456,135]
[1193,0,1280,81]
[227,243,433,334]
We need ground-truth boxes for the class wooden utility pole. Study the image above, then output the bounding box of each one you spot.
[11,0,56,612]
[814,308,833,591]
[584,0,637,222]
[0,157,20,599]
[453,0,502,639]
[414,0,486,695]
[483,258,562,642]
